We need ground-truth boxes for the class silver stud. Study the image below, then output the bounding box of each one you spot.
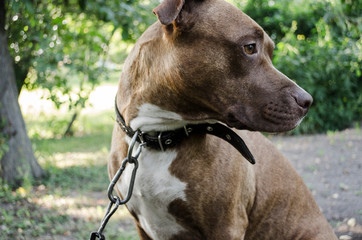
[226,134,231,140]
[165,139,172,145]
[184,126,193,136]
[207,126,213,132]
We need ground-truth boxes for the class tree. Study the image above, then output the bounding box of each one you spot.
[1,0,156,185]
[7,0,155,136]
[0,0,45,186]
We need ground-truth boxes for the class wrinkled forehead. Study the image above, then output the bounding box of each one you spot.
[195,0,270,43]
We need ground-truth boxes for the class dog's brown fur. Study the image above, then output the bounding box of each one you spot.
[109,0,338,239]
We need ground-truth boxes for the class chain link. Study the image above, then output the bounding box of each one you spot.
[90,131,144,240]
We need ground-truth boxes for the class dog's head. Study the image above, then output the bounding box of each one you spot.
[122,0,312,133]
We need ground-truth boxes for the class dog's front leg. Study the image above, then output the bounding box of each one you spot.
[135,224,153,240]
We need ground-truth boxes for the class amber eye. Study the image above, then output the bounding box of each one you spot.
[244,44,257,55]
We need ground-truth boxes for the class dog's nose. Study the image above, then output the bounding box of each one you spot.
[294,89,313,110]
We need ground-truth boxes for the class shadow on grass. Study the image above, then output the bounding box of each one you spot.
[0,193,138,239]
[0,109,141,239]
[0,162,138,239]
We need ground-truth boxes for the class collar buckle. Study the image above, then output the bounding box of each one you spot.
[157,132,165,151]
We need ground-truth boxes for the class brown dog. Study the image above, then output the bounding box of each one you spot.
[109,0,338,239]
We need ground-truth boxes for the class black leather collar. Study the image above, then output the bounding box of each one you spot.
[115,100,255,164]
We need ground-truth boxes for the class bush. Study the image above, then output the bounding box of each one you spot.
[244,0,362,133]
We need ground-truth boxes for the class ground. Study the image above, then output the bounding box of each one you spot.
[269,128,362,240]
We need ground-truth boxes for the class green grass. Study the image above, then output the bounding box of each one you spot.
[26,109,115,140]
[33,133,111,154]
[0,110,139,240]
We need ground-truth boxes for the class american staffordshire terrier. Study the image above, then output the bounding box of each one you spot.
[109,0,338,239]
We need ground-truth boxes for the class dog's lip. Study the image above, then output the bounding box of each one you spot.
[224,110,300,132]
[225,116,254,131]
[262,103,305,128]
[223,103,306,132]
[227,122,254,131]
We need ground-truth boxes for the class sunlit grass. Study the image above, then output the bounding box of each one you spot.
[1,88,139,239]
[26,110,115,140]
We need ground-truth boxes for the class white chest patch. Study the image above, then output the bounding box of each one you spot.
[130,103,217,132]
[117,148,187,239]
[119,103,215,238]
[130,103,184,132]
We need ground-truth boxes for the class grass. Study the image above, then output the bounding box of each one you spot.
[0,109,139,240]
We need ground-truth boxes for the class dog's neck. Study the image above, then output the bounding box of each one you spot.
[129,103,217,133]
[115,99,256,163]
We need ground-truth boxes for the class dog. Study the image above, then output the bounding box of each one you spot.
[109,0,338,239]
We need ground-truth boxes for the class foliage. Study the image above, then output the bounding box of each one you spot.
[243,0,362,133]
[241,0,292,42]
[6,0,156,117]
[241,0,348,42]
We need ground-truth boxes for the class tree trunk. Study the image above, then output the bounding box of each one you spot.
[0,1,45,186]
[64,112,78,137]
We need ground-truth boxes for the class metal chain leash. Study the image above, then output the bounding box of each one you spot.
[90,131,144,240]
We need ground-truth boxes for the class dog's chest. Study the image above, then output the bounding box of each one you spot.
[117,149,187,239]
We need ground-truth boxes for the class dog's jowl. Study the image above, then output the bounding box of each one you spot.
[109,0,338,239]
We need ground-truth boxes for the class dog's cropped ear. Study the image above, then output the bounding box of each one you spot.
[153,0,186,26]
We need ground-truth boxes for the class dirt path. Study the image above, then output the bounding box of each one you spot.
[269,128,362,239]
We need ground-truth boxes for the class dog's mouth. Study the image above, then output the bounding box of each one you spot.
[225,113,255,131]
[224,104,307,132]
[261,102,305,128]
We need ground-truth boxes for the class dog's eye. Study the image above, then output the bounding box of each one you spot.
[244,44,257,55]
